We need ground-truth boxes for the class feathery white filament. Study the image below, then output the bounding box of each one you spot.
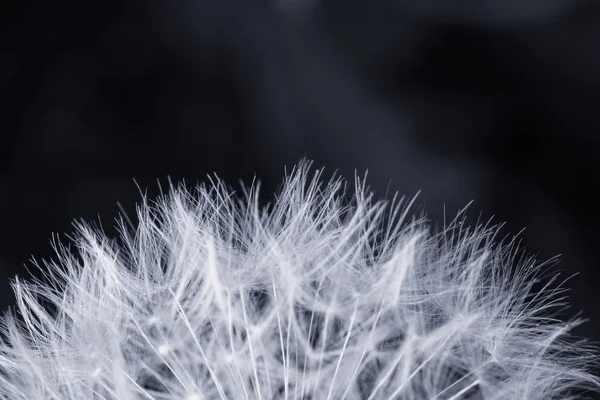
[0,161,598,399]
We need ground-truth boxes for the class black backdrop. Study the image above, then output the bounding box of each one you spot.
[2,0,600,385]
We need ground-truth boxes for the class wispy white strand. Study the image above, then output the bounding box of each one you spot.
[0,160,598,399]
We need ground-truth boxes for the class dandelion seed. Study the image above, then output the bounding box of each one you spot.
[91,367,103,379]
[157,344,170,356]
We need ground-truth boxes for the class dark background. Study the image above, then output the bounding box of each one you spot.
[1,0,600,386]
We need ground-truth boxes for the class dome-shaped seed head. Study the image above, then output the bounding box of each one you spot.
[0,161,598,399]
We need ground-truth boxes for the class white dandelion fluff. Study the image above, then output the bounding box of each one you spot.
[0,160,598,399]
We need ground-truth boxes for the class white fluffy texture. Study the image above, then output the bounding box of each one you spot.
[0,162,598,400]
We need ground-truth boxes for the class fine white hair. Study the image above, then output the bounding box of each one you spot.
[0,161,598,399]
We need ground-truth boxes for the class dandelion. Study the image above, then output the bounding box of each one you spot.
[0,160,598,399]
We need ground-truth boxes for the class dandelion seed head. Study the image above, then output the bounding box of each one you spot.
[0,160,598,400]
